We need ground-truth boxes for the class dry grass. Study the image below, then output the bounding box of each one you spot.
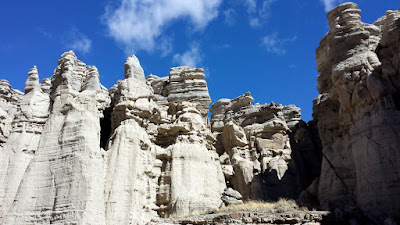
[167,198,309,218]
[217,198,307,213]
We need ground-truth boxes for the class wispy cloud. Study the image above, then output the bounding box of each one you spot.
[159,37,173,57]
[321,0,344,12]
[244,0,257,13]
[36,27,54,39]
[104,0,222,54]
[249,18,260,28]
[245,0,277,28]
[223,8,236,26]
[173,42,202,67]
[261,33,297,55]
[63,27,92,54]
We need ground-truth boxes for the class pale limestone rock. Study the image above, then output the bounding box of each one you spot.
[104,64,161,224]
[155,102,225,217]
[0,50,319,224]
[40,78,51,94]
[1,51,110,224]
[147,66,212,118]
[104,56,225,223]
[303,3,400,223]
[104,120,159,224]
[210,93,321,201]
[24,66,41,93]
[124,54,145,80]
[0,80,23,150]
[0,67,50,220]
[221,187,243,205]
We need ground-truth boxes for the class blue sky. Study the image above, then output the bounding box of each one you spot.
[0,0,397,121]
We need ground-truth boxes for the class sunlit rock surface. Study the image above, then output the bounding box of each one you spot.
[0,51,225,224]
[210,92,321,202]
[1,3,399,222]
[299,3,400,223]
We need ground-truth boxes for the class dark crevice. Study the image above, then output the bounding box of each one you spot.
[100,106,112,149]
[393,93,400,111]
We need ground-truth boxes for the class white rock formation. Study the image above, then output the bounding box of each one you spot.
[210,92,321,201]
[147,66,212,118]
[0,66,50,220]
[1,51,110,224]
[300,3,400,223]
[0,51,226,224]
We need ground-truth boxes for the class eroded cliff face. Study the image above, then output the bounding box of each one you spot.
[0,49,319,224]
[300,2,400,223]
[210,93,321,202]
[1,3,399,223]
[0,51,227,225]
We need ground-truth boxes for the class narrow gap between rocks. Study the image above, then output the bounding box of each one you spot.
[100,106,112,150]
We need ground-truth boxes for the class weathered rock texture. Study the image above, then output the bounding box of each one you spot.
[0,51,225,224]
[153,209,329,225]
[2,3,399,222]
[147,66,211,118]
[210,92,321,202]
[0,66,50,220]
[300,2,400,223]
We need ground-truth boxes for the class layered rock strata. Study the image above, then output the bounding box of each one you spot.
[0,66,50,220]
[301,2,400,223]
[147,66,211,118]
[0,80,23,150]
[2,51,110,224]
[0,51,225,224]
[153,209,329,225]
[210,92,321,201]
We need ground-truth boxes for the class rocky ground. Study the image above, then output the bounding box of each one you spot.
[151,210,329,225]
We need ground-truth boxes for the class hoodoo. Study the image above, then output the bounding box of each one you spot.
[0,2,399,224]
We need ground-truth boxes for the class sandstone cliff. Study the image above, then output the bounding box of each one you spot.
[0,51,227,224]
[210,92,321,202]
[0,2,399,224]
[300,3,400,224]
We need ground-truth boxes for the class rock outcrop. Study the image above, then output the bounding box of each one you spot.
[210,92,321,202]
[300,2,400,223]
[0,51,225,224]
[0,66,50,220]
[147,66,211,118]
[1,3,399,223]
[105,61,224,223]
[2,51,110,224]
[154,209,329,225]
[0,80,23,150]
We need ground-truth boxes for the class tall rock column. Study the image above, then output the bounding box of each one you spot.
[156,101,225,216]
[2,51,110,224]
[0,66,50,220]
[309,3,400,222]
[104,55,162,224]
[210,92,321,201]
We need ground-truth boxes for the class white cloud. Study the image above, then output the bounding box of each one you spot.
[223,8,236,26]
[249,17,260,28]
[36,27,54,39]
[321,0,345,12]
[104,0,222,54]
[261,33,296,55]
[64,27,92,54]
[244,0,257,13]
[173,43,202,67]
[159,37,173,57]
[243,0,277,28]
[260,0,277,17]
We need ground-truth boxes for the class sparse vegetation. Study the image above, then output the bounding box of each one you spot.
[217,198,304,213]
[168,198,310,218]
